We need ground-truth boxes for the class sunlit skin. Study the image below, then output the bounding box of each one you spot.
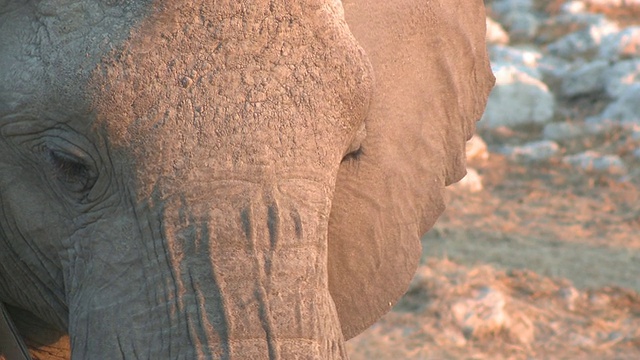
[0,0,493,358]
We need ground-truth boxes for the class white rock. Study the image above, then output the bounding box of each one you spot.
[537,13,608,44]
[550,12,607,27]
[563,151,627,174]
[441,328,468,347]
[452,287,510,339]
[543,122,586,141]
[503,12,539,42]
[466,135,489,162]
[490,45,543,72]
[597,84,640,125]
[582,0,622,5]
[486,17,510,45]
[583,120,619,135]
[599,26,640,60]
[547,20,619,60]
[604,59,640,98]
[570,334,597,348]
[560,60,608,97]
[490,0,534,19]
[583,0,640,8]
[558,287,581,311]
[536,55,572,90]
[560,0,587,13]
[500,140,560,162]
[450,168,483,193]
[480,64,556,129]
[589,292,611,307]
[507,313,535,345]
[631,126,640,140]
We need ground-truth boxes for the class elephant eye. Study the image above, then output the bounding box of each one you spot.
[46,149,97,194]
[341,146,364,164]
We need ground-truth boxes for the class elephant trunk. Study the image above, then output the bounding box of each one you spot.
[66,181,347,359]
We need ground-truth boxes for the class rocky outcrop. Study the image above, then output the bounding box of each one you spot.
[454,0,640,189]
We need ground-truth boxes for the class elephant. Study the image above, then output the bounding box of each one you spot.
[0,0,494,358]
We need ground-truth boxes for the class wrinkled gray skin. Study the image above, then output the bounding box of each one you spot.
[0,0,494,359]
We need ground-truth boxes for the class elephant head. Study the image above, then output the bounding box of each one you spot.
[0,0,493,359]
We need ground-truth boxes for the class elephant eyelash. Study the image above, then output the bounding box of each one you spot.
[46,149,97,193]
[341,146,364,164]
[48,150,87,175]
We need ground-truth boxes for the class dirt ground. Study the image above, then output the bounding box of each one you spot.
[347,123,640,359]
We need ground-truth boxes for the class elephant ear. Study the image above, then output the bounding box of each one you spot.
[328,0,495,339]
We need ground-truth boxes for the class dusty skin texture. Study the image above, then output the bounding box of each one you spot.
[333,0,494,339]
[0,0,493,359]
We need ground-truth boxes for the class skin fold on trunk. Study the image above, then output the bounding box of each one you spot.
[161,182,346,359]
[63,178,347,360]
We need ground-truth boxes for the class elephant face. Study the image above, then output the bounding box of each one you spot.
[0,0,493,359]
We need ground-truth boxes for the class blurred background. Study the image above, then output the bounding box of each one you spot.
[348,0,640,358]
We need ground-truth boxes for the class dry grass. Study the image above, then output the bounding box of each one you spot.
[348,258,640,359]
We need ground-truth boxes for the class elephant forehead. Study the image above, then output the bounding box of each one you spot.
[0,1,146,122]
[88,1,372,173]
